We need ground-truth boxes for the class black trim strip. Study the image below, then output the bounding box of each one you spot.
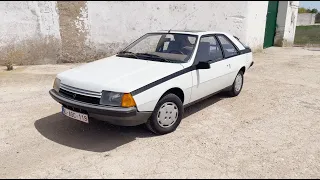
[214,34,226,58]
[239,47,252,54]
[184,85,232,108]
[131,65,196,96]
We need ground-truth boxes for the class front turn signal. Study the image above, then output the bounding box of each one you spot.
[121,93,136,107]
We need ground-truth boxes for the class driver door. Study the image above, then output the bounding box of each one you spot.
[190,35,230,103]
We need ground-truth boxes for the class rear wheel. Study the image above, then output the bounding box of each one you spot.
[228,71,244,97]
[145,93,183,135]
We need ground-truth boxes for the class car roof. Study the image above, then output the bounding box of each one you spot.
[147,30,246,50]
[151,30,230,36]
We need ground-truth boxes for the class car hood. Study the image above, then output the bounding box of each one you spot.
[57,56,185,93]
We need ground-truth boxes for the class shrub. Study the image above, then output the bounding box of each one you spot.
[5,48,23,71]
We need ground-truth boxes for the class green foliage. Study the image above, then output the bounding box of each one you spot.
[311,8,318,14]
[298,7,307,13]
[298,7,318,14]
[294,25,320,45]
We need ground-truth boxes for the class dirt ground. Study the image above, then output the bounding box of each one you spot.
[0,47,320,178]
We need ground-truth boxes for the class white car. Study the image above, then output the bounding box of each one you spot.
[49,30,253,135]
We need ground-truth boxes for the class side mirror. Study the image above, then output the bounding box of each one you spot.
[196,61,211,69]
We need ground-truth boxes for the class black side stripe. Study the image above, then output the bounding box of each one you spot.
[131,65,196,96]
[130,48,252,96]
[239,47,252,54]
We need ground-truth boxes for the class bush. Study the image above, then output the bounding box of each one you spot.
[5,61,13,71]
[5,48,23,71]
[298,7,318,14]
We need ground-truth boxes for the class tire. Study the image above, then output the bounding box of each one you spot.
[228,70,244,97]
[145,93,184,135]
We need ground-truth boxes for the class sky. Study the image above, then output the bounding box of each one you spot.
[299,1,320,10]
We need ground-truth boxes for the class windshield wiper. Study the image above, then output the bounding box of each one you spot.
[136,53,171,62]
[117,51,138,58]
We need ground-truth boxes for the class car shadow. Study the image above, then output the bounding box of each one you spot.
[34,92,229,152]
[34,113,154,152]
[184,92,229,118]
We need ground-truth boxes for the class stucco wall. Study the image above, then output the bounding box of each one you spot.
[297,13,316,26]
[85,1,250,58]
[0,1,61,65]
[0,1,271,65]
[244,1,269,51]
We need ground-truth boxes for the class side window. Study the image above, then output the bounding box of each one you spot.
[195,35,223,63]
[216,35,238,58]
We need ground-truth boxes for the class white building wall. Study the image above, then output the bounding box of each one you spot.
[244,1,269,51]
[0,1,37,47]
[85,1,251,55]
[37,1,61,40]
[0,1,61,65]
[0,1,273,65]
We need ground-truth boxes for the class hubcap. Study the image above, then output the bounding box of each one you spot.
[235,74,243,92]
[157,102,179,128]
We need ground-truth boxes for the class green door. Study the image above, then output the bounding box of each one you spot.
[263,1,279,48]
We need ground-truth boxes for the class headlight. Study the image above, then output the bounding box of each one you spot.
[53,78,61,92]
[100,91,136,107]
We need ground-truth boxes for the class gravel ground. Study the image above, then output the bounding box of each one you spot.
[0,47,320,178]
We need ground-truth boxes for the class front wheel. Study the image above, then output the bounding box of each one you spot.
[228,71,244,97]
[145,93,183,135]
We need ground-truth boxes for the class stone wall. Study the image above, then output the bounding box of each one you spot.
[297,13,316,26]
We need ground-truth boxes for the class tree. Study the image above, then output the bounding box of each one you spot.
[298,7,307,13]
[311,8,318,14]
[299,7,319,14]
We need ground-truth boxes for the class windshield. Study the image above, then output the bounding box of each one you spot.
[117,33,198,63]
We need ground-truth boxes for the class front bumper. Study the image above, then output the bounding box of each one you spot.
[49,89,151,126]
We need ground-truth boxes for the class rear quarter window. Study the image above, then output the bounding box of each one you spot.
[233,36,248,48]
[216,35,238,58]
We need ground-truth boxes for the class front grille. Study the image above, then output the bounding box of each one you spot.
[59,88,101,105]
[60,83,101,97]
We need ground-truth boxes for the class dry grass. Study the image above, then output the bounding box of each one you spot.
[4,47,24,71]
